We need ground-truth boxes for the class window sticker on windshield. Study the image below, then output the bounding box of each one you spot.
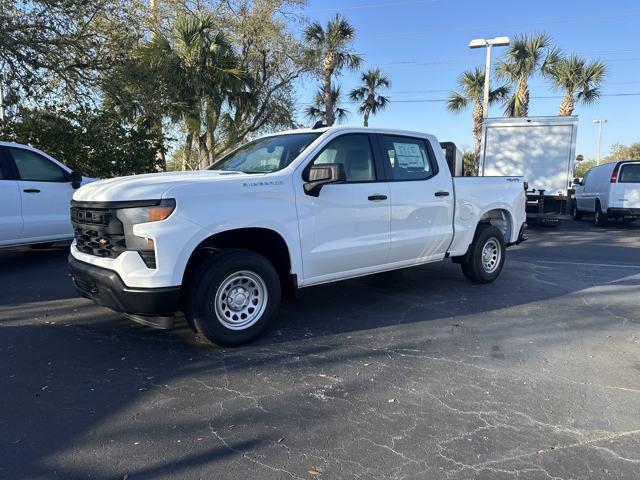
[393,142,425,168]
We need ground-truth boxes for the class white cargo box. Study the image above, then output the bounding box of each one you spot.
[479,116,578,197]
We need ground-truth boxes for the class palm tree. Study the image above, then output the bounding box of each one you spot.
[447,67,509,173]
[305,86,349,125]
[349,68,391,127]
[548,55,606,116]
[145,14,244,169]
[304,14,362,126]
[497,33,561,117]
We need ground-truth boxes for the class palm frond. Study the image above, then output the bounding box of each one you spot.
[447,92,468,112]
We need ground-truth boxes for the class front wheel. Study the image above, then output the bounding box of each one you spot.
[185,250,281,347]
[460,225,506,284]
[571,201,583,221]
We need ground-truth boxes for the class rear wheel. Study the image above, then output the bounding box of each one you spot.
[571,201,583,220]
[460,224,506,284]
[594,201,608,227]
[185,250,281,347]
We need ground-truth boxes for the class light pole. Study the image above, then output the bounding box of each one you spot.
[469,36,510,118]
[593,119,607,165]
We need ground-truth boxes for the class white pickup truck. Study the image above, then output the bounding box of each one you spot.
[69,126,527,346]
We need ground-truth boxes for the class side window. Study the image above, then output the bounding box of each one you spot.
[9,148,68,182]
[310,134,376,182]
[380,135,436,181]
[581,171,590,185]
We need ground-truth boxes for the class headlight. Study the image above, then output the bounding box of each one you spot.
[116,199,176,225]
[115,199,176,268]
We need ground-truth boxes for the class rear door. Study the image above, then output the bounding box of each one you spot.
[611,162,640,209]
[8,147,75,240]
[0,147,23,243]
[374,134,454,263]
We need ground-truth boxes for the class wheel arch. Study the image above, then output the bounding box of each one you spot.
[181,227,297,301]
[478,208,514,244]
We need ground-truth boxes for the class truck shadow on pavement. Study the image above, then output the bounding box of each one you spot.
[1,225,639,479]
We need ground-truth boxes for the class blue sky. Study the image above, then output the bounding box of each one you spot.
[294,0,640,159]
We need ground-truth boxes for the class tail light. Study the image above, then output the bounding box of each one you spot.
[611,164,620,183]
[523,181,529,191]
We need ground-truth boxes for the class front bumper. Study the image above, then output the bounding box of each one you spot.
[507,223,528,247]
[69,254,181,324]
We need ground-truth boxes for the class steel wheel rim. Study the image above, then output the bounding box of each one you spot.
[214,270,268,330]
[481,238,501,274]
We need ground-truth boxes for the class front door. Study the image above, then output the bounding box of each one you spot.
[295,133,391,282]
[8,147,75,240]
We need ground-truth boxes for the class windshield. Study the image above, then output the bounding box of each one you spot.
[208,133,321,174]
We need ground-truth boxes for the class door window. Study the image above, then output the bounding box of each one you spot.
[380,135,436,181]
[310,134,376,182]
[9,148,68,182]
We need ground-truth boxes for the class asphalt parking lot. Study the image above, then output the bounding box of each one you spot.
[1,220,639,480]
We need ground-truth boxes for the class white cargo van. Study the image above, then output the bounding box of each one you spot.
[572,161,640,226]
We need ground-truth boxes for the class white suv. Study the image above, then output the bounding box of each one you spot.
[0,142,93,248]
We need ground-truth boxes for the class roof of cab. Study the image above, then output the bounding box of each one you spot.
[271,125,433,139]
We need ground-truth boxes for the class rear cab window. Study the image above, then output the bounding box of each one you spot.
[619,163,640,183]
[378,135,438,181]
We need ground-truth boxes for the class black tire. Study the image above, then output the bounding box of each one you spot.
[594,201,608,227]
[461,224,506,284]
[571,201,583,221]
[185,249,281,347]
[29,242,56,249]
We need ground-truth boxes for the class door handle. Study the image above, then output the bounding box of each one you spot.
[23,189,41,193]
[368,194,388,201]
[434,191,450,197]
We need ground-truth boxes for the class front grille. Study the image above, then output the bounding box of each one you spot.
[71,206,126,258]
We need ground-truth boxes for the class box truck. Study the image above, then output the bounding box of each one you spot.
[479,116,578,225]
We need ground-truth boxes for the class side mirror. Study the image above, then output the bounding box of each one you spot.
[303,163,346,197]
[70,170,83,189]
[572,177,582,186]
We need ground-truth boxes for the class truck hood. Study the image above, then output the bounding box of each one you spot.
[73,170,248,202]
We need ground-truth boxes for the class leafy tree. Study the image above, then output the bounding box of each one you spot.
[349,68,391,127]
[304,14,362,126]
[497,33,560,117]
[0,0,142,110]
[2,107,162,177]
[305,87,349,124]
[118,2,308,170]
[548,55,606,116]
[447,67,509,173]
[574,159,597,178]
[604,142,640,162]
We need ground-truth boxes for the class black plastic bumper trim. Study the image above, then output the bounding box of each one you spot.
[608,207,640,216]
[71,199,163,209]
[68,254,180,318]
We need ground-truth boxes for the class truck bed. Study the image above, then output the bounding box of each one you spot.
[448,176,527,256]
